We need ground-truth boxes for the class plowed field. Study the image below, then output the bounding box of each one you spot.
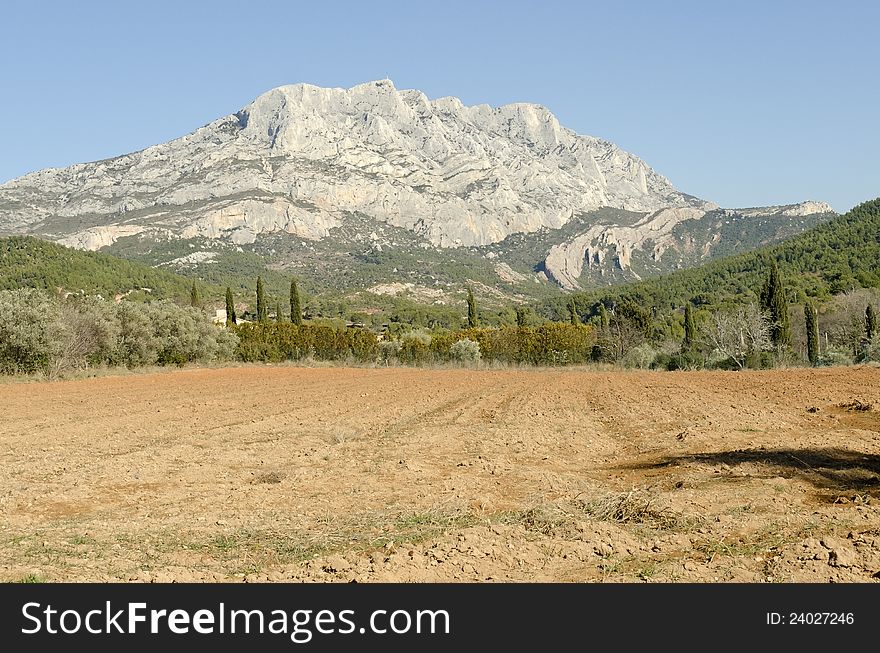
[2,365,879,582]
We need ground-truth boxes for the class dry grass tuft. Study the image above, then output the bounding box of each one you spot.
[252,471,286,484]
[579,490,693,530]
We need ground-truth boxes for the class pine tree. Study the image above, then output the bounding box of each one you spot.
[760,260,791,348]
[515,307,528,328]
[256,276,267,323]
[467,287,478,328]
[568,300,580,325]
[805,301,819,366]
[290,279,303,326]
[683,302,696,349]
[225,287,236,326]
[190,281,200,309]
[867,304,877,341]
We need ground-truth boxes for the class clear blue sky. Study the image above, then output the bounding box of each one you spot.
[2,0,877,212]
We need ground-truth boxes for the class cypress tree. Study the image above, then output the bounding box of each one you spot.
[683,302,696,348]
[598,303,610,329]
[568,300,580,325]
[290,279,303,326]
[467,287,478,328]
[275,300,282,323]
[225,287,237,326]
[867,305,877,341]
[515,307,527,327]
[760,260,791,348]
[256,276,267,323]
[190,281,200,309]
[805,301,819,366]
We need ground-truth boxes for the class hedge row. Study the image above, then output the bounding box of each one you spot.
[233,323,379,363]
[234,322,597,366]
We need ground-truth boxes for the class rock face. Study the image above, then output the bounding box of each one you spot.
[0,80,836,294]
[541,202,834,290]
[738,201,835,218]
[0,79,711,250]
[544,207,706,289]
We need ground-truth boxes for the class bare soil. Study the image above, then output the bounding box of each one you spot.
[2,365,879,583]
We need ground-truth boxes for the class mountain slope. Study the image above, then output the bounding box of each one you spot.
[0,80,710,251]
[0,80,834,297]
[545,197,880,318]
[0,236,197,300]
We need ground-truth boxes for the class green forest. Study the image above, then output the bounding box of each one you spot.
[550,198,880,322]
[1,197,879,376]
[0,236,198,301]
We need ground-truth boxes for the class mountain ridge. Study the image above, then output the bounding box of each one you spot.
[0,80,834,295]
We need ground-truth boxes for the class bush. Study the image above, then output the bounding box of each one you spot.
[745,350,776,370]
[234,323,377,363]
[621,343,657,369]
[653,349,704,371]
[348,329,379,362]
[819,347,854,367]
[150,303,206,365]
[449,338,481,363]
[58,297,120,371]
[214,327,240,361]
[114,301,160,367]
[0,288,64,374]
[378,339,401,364]
[111,301,240,368]
[398,329,434,365]
[432,324,596,365]
[0,290,240,375]
[862,336,880,363]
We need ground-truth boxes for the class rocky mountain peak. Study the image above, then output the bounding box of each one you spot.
[0,81,834,295]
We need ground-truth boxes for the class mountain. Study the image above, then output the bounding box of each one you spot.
[0,80,835,298]
[543,197,880,319]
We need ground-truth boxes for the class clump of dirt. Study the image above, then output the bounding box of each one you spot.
[252,471,286,485]
[838,400,873,412]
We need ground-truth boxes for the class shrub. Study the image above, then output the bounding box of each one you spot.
[654,349,704,371]
[233,323,281,362]
[58,297,120,371]
[234,323,376,363]
[0,288,65,374]
[0,291,238,375]
[534,324,590,364]
[378,339,401,364]
[449,338,481,363]
[150,302,223,365]
[346,329,379,362]
[745,350,776,370]
[431,324,595,365]
[398,329,433,365]
[819,347,854,367]
[621,343,657,369]
[114,301,160,367]
[214,327,240,361]
[861,336,880,363]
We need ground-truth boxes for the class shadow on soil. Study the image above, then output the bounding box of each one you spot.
[624,448,880,497]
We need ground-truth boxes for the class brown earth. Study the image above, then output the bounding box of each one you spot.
[2,365,880,583]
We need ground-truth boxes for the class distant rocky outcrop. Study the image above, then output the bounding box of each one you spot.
[542,202,834,289]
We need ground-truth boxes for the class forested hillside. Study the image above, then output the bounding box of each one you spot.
[549,198,880,319]
[0,236,197,300]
